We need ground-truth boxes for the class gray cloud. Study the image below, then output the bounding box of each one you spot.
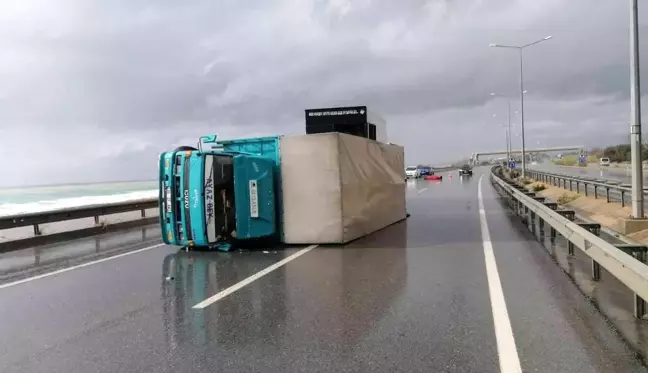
[1,0,648,186]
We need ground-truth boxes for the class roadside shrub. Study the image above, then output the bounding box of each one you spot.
[557,193,579,205]
[521,178,532,185]
[532,183,547,192]
[552,155,580,167]
[563,156,578,166]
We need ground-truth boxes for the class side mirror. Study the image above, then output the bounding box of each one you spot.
[197,134,219,154]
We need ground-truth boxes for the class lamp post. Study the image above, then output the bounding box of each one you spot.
[630,0,644,218]
[490,92,522,164]
[501,124,510,161]
[490,36,553,178]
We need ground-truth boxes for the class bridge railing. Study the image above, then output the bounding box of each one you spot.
[490,165,648,319]
[525,169,641,207]
[0,198,159,253]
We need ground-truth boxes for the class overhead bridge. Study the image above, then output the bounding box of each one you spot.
[471,146,584,164]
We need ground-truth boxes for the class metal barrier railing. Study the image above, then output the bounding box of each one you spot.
[0,198,158,235]
[526,169,640,207]
[491,166,648,319]
[0,198,159,252]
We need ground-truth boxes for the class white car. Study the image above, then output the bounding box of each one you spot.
[600,157,610,166]
[405,166,421,179]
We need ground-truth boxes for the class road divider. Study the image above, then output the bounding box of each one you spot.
[491,166,648,319]
[0,198,158,253]
[526,169,638,207]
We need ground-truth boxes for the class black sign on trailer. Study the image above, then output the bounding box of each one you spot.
[305,106,376,140]
[305,106,368,125]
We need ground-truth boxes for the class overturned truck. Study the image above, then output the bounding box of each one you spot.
[158,107,405,251]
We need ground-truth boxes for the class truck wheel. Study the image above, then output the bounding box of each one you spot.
[175,146,198,151]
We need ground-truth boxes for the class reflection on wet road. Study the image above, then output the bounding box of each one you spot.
[0,167,646,372]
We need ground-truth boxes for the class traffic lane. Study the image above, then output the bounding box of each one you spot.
[0,242,179,371]
[3,169,499,373]
[530,163,636,184]
[0,224,161,282]
[481,178,647,372]
[0,240,304,372]
[174,171,499,372]
[339,170,498,372]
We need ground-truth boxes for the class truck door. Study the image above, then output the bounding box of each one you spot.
[232,155,276,240]
[204,154,236,244]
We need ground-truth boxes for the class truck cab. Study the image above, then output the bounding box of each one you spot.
[159,136,280,251]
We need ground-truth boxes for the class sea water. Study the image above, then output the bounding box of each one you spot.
[0,181,158,217]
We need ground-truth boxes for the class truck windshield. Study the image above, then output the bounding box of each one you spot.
[204,154,236,243]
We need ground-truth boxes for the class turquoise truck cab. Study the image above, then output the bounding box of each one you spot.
[159,135,281,251]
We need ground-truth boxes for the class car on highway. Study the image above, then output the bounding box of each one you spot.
[405,166,421,179]
[600,157,610,166]
[458,164,473,176]
[418,166,433,176]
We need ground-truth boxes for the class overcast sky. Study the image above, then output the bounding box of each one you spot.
[0,0,646,186]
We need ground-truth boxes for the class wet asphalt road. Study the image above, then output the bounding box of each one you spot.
[530,162,638,184]
[0,167,646,372]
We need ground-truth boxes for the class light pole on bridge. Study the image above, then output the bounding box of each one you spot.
[489,36,553,178]
[630,0,644,218]
[491,112,510,162]
[490,92,525,165]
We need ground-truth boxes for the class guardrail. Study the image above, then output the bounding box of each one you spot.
[491,166,648,319]
[526,169,640,207]
[0,198,159,253]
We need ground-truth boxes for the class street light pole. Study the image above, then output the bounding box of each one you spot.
[490,93,515,164]
[507,99,512,162]
[490,36,553,178]
[630,0,644,218]
[519,49,527,174]
[501,124,510,161]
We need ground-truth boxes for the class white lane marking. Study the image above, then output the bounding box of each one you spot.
[477,174,522,373]
[192,244,318,309]
[0,243,166,290]
[417,188,428,194]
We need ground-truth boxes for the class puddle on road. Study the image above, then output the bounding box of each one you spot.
[0,225,161,280]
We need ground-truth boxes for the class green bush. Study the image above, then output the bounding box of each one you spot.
[602,142,648,162]
[532,183,547,192]
[553,155,578,166]
[557,193,579,205]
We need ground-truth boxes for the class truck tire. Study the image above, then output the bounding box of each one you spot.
[174,146,198,151]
